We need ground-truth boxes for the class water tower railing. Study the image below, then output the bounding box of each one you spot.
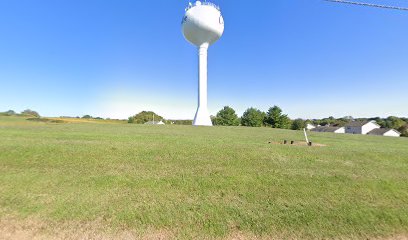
[185,2,220,11]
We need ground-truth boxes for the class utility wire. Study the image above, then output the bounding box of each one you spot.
[324,0,408,11]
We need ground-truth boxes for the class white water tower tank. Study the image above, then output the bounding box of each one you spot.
[182,1,225,126]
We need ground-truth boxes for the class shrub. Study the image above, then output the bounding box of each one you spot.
[213,106,240,126]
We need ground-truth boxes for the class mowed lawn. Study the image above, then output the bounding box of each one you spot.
[0,116,407,239]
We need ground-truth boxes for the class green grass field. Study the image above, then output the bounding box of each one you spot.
[1,116,407,239]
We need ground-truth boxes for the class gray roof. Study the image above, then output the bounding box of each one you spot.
[345,120,381,128]
[345,121,369,127]
[312,126,344,132]
[367,128,400,135]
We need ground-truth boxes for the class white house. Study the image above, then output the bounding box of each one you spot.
[367,128,401,137]
[306,123,316,130]
[145,120,165,125]
[311,126,345,134]
[345,120,380,135]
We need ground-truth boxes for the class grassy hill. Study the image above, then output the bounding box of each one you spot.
[0,116,407,239]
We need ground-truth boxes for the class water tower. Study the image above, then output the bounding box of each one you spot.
[182,1,225,126]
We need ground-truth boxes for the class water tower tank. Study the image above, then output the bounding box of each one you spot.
[182,1,225,126]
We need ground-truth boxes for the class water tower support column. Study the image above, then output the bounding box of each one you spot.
[193,43,212,126]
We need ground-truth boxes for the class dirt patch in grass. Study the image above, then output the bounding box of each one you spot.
[0,217,173,240]
[1,217,407,240]
[268,141,327,147]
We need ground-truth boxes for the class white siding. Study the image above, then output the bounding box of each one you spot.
[306,124,315,130]
[361,121,380,135]
[383,130,401,137]
[345,126,361,134]
[334,127,345,134]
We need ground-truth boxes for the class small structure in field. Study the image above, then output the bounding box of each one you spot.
[312,126,345,134]
[367,128,401,137]
[145,120,165,125]
[345,120,380,135]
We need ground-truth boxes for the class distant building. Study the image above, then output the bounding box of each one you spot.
[306,123,316,130]
[367,128,401,137]
[345,120,380,135]
[344,120,400,137]
[145,120,165,125]
[312,126,345,134]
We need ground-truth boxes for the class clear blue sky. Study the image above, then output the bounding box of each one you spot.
[1,0,407,120]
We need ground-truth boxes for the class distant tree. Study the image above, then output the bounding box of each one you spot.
[372,117,387,128]
[319,116,336,126]
[0,110,16,116]
[280,115,292,129]
[213,106,240,126]
[265,106,281,127]
[291,119,306,130]
[384,116,405,130]
[5,110,16,115]
[265,106,291,129]
[21,109,40,117]
[82,115,92,119]
[398,124,408,137]
[333,117,351,127]
[241,108,265,127]
[128,111,163,124]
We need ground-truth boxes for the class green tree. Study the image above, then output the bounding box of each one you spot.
[398,124,408,137]
[241,108,265,127]
[384,116,405,130]
[291,118,306,130]
[21,109,40,117]
[6,110,16,115]
[82,115,92,119]
[265,106,291,129]
[128,111,163,124]
[280,115,292,129]
[213,106,239,126]
[319,116,336,126]
[0,110,16,116]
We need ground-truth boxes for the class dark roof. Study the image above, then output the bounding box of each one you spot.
[345,121,369,127]
[312,126,344,133]
[367,128,400,135]
[345,120,382,128]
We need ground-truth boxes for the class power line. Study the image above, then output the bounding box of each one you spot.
[324,0,408,11]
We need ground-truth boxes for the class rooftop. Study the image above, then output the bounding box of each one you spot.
[345,121,370,127]
[185,1,220,12]
[312,126,344,133]
[367,128,400,135]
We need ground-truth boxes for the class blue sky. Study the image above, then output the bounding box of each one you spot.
[0,0,407,120]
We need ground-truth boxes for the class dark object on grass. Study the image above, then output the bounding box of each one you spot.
[291,141,294,145]
[283,140,287,144]
[308,142,313,146]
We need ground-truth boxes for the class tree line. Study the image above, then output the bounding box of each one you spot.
[0,109,40,117]
[2,108,407,137]
[212,106,292,128]
[211,106,408,137]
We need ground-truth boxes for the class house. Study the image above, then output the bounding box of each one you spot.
[311,126,345,134]
[306,123,316,130]
[345,120,380,135]
[144,120,165,125]
[367,128,401,137]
